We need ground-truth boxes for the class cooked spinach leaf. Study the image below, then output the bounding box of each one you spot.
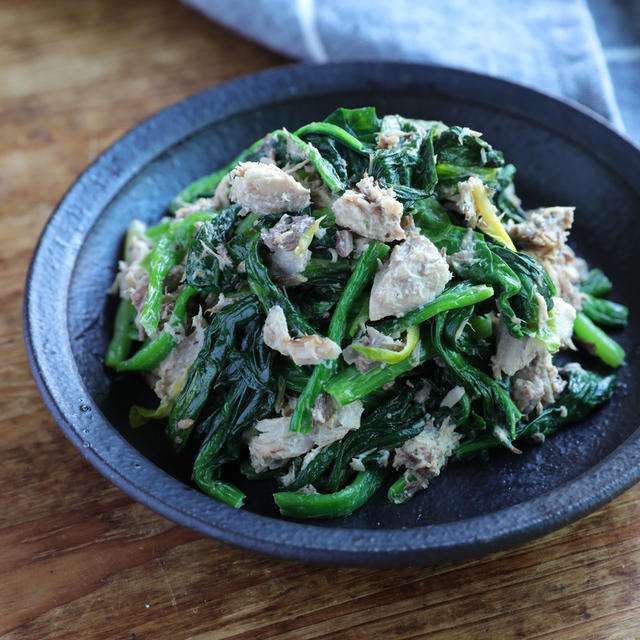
[108,106,626,519]
[434,125,504,188]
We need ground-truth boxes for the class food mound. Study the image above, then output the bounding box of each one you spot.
[105,108,627,519]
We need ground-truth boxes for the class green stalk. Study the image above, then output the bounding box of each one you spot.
[580,269,612,297]
[105,299,137,368]
[294,122,371,154]
[581,294,628,328]
[374,283,494,334]
[139,212,218,336]
[451,436,499,461]
[117,286,198,371]
[288,241,390,433]
[387,474,416,504]
[353,325,420,364]
[139,235,180,335]
[192,427,246,508]
[234,211,259,236]
[574,312,625,367]
[196,478,245,509]
[273,468,385,518]
[129,399,172,429]
[144,221,171,242]
[347,293,370,339]
[469,313,493,339]
[325,333,434,406]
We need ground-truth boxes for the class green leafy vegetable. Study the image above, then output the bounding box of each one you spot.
[431,311,521,445]
[289,240,390,433]
[374,282,495,335]
[326,332,434,406]
[104,299,137,368]
[167,296,262,450]
[581,293,628,328]
[274,468,386,519]
[185,205,239,292]
[580,269,613,297]
[323,106,381,145]
[117,285,198,372]
[494,164,526,222]
[573,312,625,368]
[106,107,626,519]
[492,245,556,334]
[410,197,525,337]
[370,116,437,200]
[518,366,617,438]
[434,125,504,187]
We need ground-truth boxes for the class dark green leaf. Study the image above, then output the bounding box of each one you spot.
[582,293,628,327]
[580,269,613,297]
[434,125,504,188]
[185,205,239,291]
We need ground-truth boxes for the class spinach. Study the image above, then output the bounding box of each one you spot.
[302,134,350,184]
[431,311,521,444]
[434,125,504,188]
[323,106,381,145]
[290,259,352,322]
[109,106,626,516]
[370,115,437,201]
[492,245,556,334]
[442,305,490,360]
[318,392,428,493]
[581,294,628,327]
[250,129,346,192]
[518,366,616,437]
[454,366,616,459]
[185,205,240,292]
[245,235,319,335]
[192,318,276,506]
[194,319,275,461]
[323,420,425,493]
[410,197,526,337]
[580,269,613,297]
[297,110,377,187]
[167,296,262,451]
[494,164,526,222]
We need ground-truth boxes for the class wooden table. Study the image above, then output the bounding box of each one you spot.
[2,1,639,637]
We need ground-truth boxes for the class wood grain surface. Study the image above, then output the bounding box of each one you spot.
[1,1,639,638]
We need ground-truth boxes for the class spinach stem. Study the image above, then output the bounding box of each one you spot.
[288,241,390,433]
[273,468,385,518]
[574,312,625,367]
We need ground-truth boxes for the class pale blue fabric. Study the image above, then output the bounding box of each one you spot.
[183,0,624,129]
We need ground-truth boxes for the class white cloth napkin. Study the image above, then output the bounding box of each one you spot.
[183,0,624,129]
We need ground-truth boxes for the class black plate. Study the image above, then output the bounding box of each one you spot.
[24,62,640,567]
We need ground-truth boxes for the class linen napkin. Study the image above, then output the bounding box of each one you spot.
[183,0,624,129]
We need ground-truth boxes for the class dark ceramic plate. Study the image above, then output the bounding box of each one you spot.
[25,63,640,567]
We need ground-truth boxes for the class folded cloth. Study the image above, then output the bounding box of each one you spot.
[183,0,623,129]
